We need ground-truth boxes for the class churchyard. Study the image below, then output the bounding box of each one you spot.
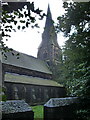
[1,1,90,120]
[1,97,80,120]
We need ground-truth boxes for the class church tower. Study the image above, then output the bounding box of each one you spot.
[37,5,62,66]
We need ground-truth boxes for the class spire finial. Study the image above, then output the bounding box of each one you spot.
[47,3,52,19]
[44,3,53,30]
[47,3,50,11]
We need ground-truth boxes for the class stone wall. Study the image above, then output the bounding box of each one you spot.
[4,82,66,105]
[3,63,66,105]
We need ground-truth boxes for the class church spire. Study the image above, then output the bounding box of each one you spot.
[45,4,53,30]
[41,4,57,46]
[37,5,62,66]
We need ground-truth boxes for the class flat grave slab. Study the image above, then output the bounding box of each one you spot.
[0,100,34,120]
[44,97,79,120]
[44,97,78,107]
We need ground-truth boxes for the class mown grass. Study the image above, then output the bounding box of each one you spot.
[31,105,44,120]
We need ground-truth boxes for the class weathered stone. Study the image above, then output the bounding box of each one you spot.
[44,97,79,120]
[4,82,66,105]
[44,97,78,107]
[1,100,34,120]
[1,100,32,113]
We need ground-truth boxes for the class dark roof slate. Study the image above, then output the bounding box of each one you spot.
[2,51,52,74]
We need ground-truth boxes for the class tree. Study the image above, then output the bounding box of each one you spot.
[57,2,90,119]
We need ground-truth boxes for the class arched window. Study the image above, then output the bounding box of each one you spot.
[13,86,19,100]
[21,86,26,100]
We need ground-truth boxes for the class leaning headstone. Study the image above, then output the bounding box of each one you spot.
[0,100,34,120]
[44,97,79,120]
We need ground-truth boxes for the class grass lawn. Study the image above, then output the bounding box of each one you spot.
[31,105,44,120]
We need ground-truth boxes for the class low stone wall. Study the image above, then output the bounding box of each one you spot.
[44,97,79,120]
[1,100,34,120]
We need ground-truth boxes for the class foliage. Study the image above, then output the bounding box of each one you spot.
[0,86,7,101]
[49,62,66,84]
[1,2,45,58]
[2,94,7,101]
[66,63,90,97]
[56,2,90,120]
[57,1,90,94]
[31,105,43,119]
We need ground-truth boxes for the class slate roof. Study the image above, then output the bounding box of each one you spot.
[2,51,52,74]
[5,73,63,87]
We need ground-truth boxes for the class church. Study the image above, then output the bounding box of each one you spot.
[2,4,66,105]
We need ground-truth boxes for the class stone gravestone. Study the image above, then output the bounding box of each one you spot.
[44,97,79,120]
[1,100,34,120]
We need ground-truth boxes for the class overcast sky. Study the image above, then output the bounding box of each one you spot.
[4,0,66,57]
